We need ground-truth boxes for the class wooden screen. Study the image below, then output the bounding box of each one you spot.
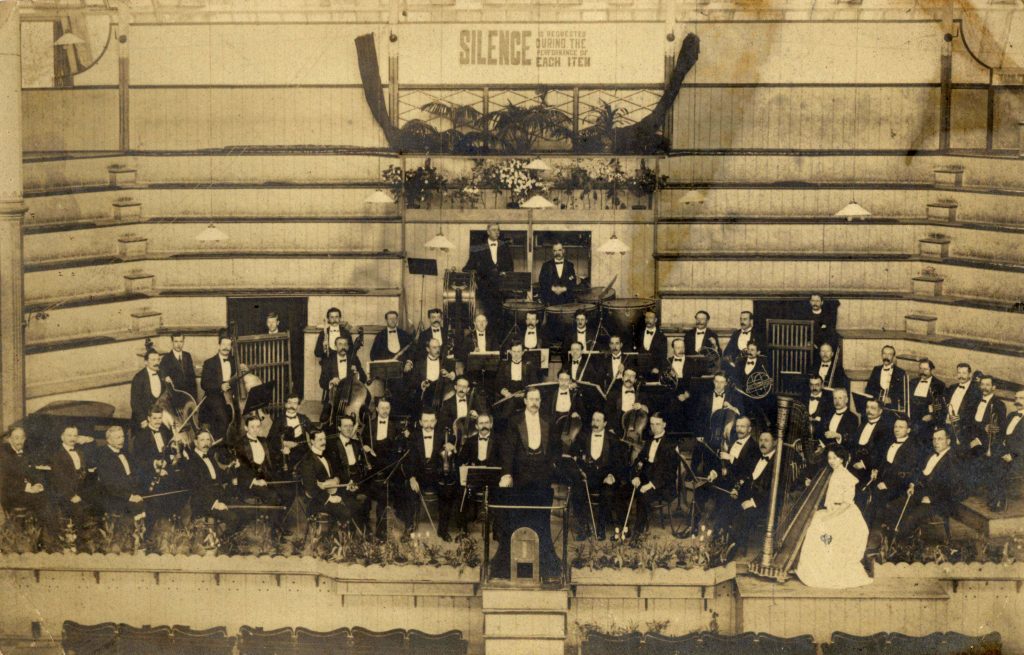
[234,332,292,413]
[765,319,814,396]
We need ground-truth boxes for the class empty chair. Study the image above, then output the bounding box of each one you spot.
[171,625,235,655]
[116,624,172,655]
[62,621,118,655]
[239,625,296,655]
[407,629,467,655]
[295,626,351,655]
[350,627,406,655]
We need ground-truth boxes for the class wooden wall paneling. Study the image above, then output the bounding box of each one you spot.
[21,89,120,153]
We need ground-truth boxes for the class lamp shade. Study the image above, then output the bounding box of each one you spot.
[597,234,630,255]
[521,194,555,209]
[55,32,85,47]
[525,158,551,172]
[364,189,396,204]
[195,223,229,243]
[834,201,871,218]
[679,190,706,205]
[425,232,455,251]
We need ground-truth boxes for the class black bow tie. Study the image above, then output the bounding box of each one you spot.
[559,391,569,396]
[479,437,489,443]
[883,366,893,371]
[894,438,908,445]
[673,357,683,362]
[835,410,845,415]
[221,358,229,362]
[747,359,756,364]
[868,420,879,426]
[593,433,604,439]
[696,330,705,335]
[65,447,75,453]
[200,453,209,459]
[761,455,772,461]
[651,436,663,442]
[247,438,259,443]
[646,329,655,334]
[477,333,485,337]
[810,394,821,399]
[715,393,724,398]
[980,397,990,404]
[388,329,396,333]
[959,385,967,389]
[741,329,751,334]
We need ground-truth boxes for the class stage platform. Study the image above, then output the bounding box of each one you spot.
[956,496,1024,538]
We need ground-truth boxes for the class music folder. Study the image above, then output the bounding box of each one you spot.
[523,348,548,370]
[369,359,404,380]
[467,351,501,374]
[460,465,503,487]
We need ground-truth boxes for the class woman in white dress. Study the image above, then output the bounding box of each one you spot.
[795,444,872,588]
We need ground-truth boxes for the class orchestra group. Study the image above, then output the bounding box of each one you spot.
[1,225,1021,562]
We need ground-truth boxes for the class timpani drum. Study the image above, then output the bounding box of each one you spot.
[576,287,616,305]
[546,302,598,335]
[503,300,545,326]
[603,297,656,337]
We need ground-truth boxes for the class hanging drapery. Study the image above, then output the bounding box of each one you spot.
[355,33,398,149]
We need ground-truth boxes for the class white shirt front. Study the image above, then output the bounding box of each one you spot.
[315,452,331,476]
[148,370,161,398]
[431,327,444,345]
[975,395,993,422]
[818,361,832,380]
[914,378,932,398]
[828,411,846,435]
[879,367,894,391]
[950,384,969,414]
[752,455,770,480]
[808,395,821,417]
[621,388,636,409]
[646,437,662,463]
[1007,413,1022,436]
[456,397,469,419]
[511,361,523,382]
[744,358,757,376]
[590,432,605,461]
[335,355,348,379]
[220,357,232,383]
[643,329,655,351]
[555,390,572,413]
[426,357,441,382]
[248,438,266,466]
[886,439,907,464]
[151,430,166,454]
[609,355,623,378]
[377,418,389,441]
[524,328,538,349]
[555,262,564,279]
[488,240,499,264]
[570,360,581,380]
[736,330,752,353]
[386,329,400,353]
[711,393,726,414]
[693,330,706,353]
[671,356,685,378]
[65,445,81,471]
[475,332,488,352]
[525,411,542,450]
[923,447,950,476]
[422,431,435,458]
[200,453,217,480]
[858,420,879,446]
[477,438,490,461]
[342,440,357,466]
[727,436,749,463]
[576,330,588,347]
[111,448,131,476]
[326,326,341,351]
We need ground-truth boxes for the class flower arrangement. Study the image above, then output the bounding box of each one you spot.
[626,160,668,199]
[446,175,482,209]
[380,159,449,208]
[471,159,543,206]
[569,527,734,572]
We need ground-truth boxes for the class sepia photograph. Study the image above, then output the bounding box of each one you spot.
[0,0,1021,652]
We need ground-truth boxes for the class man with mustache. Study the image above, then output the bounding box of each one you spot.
[865,345,907,412]
[985,390,1024,512]
[909,359,945,441]
[567,410,625,541]
[199,332,246,444]
[538,241,577,306]
[267,392,316,472]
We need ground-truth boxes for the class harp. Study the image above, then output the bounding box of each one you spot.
[748,395,830,582]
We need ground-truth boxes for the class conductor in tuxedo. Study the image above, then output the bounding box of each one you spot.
[200,333,245,445]
[131,349,165,431]
[537,242,577,306]
[159,333,197,399]
[462,223,514,324]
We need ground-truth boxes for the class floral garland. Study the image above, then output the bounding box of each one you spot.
[471,158,544,205]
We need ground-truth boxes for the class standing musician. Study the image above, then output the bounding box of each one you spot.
[48,426,94,534]
[865,345,907,412]
[985,390,1024,512]
[812,342,848,392]
[408,411,458,541]
[821,388,859,448]
[159,333,197,399]
[319,335,368,423]
[867,417,922,528]
[235,414,282,507]
[297,431,358,530]
[885,428,963,541]
[267,393,316,473]
[909,359,945,442]
[366,399,415,536]
[683,310,720,376]
[94,425,145,520]
[456,412,501,533]
[599,335,635,391]
[806,293,838,349]
[633,309,668,380]
[567,410,625,541]
[199,332,246,444]
[963,376,1007,489]
[663,338,695,429]
[538,241,577,306]
[131,349,166,432]
[496,342,541,402]
[416,308,447,356]
[462,223,514,324]
[804,375,834,440]
[333,416,373,535]
[370,310,413,362]
[943,362,981,449]
[186,430,239,530]
[313,307,354,364]
[626,412,677,536]
[722,311,758,371]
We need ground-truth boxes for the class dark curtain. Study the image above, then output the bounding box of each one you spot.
[355,33,397,148]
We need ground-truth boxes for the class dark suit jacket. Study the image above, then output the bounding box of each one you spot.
[537,259,577,305]
[604,380,648,432]
[200,354,239,418]
[908,376,946,428]
[319,353,368,392]
[631,436,678,497]
[965,395,1008,451]
[367,417,407,470]
[236,437,277,490]
[569,429,626,483]
[865,365,908,410]
[439,393,490,434]
[731,355,773,392]
[314,325,354,361]
[370,327,413,361]
[159,351,197,398]
[738,449,785,512]
[501,412,556,489]
[805,392,835,439]
[48,445,91,505]
[416,326,448,356]
[822,409,860,445]
[0,444,41,510]
[130,368,165,428]
[495,360,541,396]
[997,410,1024,461]
[683,328,721,356]
[695,389,745,438]
[848,417,892,477]
[458,327,500,362]
[410,355,450,392]
[462,240,514,291]
[267,413,316,470]
[719,436,760,487]
[722,328,761,366]
[875,437,923,496]
[631,328,668,366]
[599,353,636,389]
[297,449,342,513]
[407,430,447,488]
[131,426,175,487]
[914,449,963,517]
[94,446,140,512]
[186,451,229,518]
[459,435,502,469]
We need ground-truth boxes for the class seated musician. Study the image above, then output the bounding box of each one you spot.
[131,349,166,431]
[722,310,757,372]
[267,393,316,472]
[538,241,577,306]
[884,428,963,540]
[496,342,540,401]
[456,412,501,533]
[714,430,785,555]
[408,411,458,541]
[186,430,239,530]
[805,375,834,440]
[48,425,94,533]
[731,341,775,425]
[865,345,907,412]
[440,376,488,435]
[333,416,373,536]
[813,342,848,392]
[133,407,186,524]
[909,359,945,441]
[521,311,545,351]
[235,414,282,507]
[0,427,59,545]
[370,310,413,362]
[821,388,859,449]
[599,335,635,391]
[626,412,677,536]
[697,373,744,444]
[409,338,455,413]
[706,415,760,491]
[416,308,447,356]
[986,390,1024,512]
[297,430,359,530]
[366,398,414,534]
[848,399,892,491]
[633,309,668,379]
[964,375,1007,488]
[314,307,353,363]
[199,333,244,445]
[867,417,922,527]
[562,310,601,361]
[542,371,587,425]
[684,310,721,375]
[319,335,368,423]
[943,362,981,449]
[95,425,145,520]
[568,410,625,541]
[605,368,647,431]
[458,313,499,365]
[564,342,602,385]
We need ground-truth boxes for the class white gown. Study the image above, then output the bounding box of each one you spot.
[795,466,872,589]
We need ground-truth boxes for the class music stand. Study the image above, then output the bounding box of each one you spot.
[522,349,543,371]
[408,258,438,326]
[461,465,503,488]
[369,359,405,381]
[467,352,501,375]
[499,272,532,298]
